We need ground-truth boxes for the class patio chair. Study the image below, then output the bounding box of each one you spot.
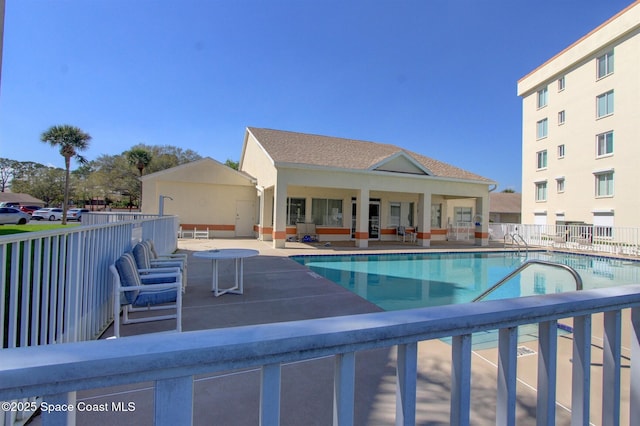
[110,253,182,338]
[397,226,417,243]
[133,242,187,290]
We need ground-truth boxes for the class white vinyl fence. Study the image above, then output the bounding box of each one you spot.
[490,223,640,256]
[0,215,178,425]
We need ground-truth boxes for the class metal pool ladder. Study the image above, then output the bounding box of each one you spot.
[473,259,583,303]
[505,231,529,256]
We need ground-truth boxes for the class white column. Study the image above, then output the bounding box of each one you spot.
[273,182,287,248]
[417,192,431,247]
[356,188,369,248]
[475,195,489,246]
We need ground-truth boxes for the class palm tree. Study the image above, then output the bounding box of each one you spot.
[41,125,92,225]
[126,148,152,209]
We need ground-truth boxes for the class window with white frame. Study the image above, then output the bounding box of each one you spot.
[557,144,565,158]
[596,131,613,157]
[558,110,565,125]
[286,197,306,225]
[537,87,548,109]
[535,182,547,201]
[311,198,343,226]
[431,203,442,228]
[557,76,565,91]
[454,207,472,223]
[597,90,614,118]
[595,172,614,197]
[556,178,565,193]
[536,118,548,139]
[597,51,614,79]
[536,150,547,169]
[389,202,401,227]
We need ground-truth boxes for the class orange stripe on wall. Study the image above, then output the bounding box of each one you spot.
[431,229,447,235]
[273,231,287,239]
[475,232,489,238]
[317,228,351,235]
[354,232,368,239]
[417,232,431,239]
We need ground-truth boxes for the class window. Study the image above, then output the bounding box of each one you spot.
[535,182,547,201]
[595,172,614,197]
[286,198,306,225]
[597,51,614,79]
[537,87,548,109]
[389,202,401,227]
[536,118,548,139]
[596,131,614,157]
[557,144,565,158]
[536,150,547,169]
[557,76,565,91]
[597,90,614,118]
[556,178,565,193]
[454,207,472,223]
[311,198,343,226]
[558,110,565,125]
[431,204,442,228]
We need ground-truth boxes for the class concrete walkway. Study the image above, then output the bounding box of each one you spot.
[29,238,624,425]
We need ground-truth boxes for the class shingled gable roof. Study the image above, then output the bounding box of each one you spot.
[247,127,494,183]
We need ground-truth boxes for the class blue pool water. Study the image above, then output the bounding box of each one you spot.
[292,251,640,311]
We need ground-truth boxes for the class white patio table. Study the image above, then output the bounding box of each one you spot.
[193,249,259,296]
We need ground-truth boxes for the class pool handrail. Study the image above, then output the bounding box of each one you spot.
[473,259,583,302]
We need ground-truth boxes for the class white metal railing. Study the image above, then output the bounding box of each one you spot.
[1,215,178,425]
[82,211,163,226]
[1,285,639,425]
[490,223,640,256]
[448,222,474,241]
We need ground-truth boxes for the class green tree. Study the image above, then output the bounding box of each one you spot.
[0,158,19,192]
[224,159,239,170]
[126,148,153,208]
[40,125,92,224]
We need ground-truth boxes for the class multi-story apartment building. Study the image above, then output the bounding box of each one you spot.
[518,1,640,234]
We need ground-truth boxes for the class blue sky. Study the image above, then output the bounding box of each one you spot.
[0,0,635,191]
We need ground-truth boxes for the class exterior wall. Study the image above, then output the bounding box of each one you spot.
[519,3,640,228]
[489,212,521,224]
[240,132,278,189]
[141,159,256,237]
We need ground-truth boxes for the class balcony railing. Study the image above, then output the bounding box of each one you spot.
[1,285,639,425]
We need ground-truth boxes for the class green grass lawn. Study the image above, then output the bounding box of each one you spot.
[0,223,80,236]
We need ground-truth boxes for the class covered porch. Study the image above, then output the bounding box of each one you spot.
[256,168,491,249]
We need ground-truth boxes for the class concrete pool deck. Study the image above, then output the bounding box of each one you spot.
[30,238,630,425]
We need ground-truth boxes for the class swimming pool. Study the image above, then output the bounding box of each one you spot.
[292,251,640,311]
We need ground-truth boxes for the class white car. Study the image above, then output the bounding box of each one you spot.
[0,207,31,225]
[32,208,64,221]
[67,208,90,221]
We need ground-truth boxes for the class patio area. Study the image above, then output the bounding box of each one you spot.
[26,238,629,425]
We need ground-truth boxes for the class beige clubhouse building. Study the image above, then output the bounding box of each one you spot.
[518,1,640,233]
[142,127,495,248]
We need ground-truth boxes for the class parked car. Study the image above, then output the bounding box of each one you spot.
[32,208,63,221]
[0,207,31,225]
[67,208,90,221]
[20,205,42,215]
